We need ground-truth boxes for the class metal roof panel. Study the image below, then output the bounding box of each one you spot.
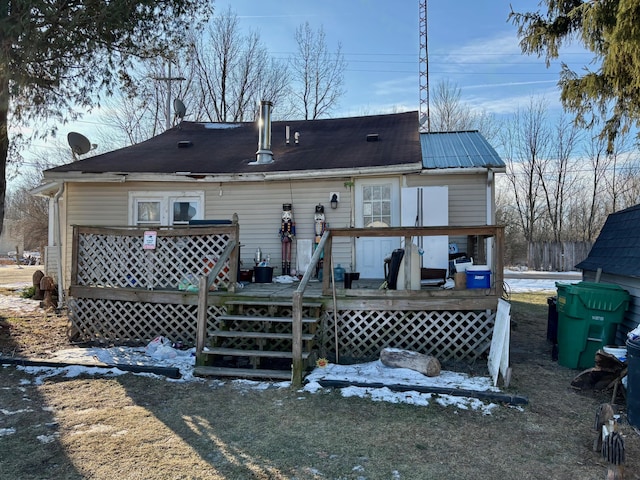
[420,131,505,169]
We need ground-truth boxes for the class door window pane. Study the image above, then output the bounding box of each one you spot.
[362,184,392,227]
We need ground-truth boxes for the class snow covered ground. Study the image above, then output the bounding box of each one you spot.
[12,349,508,415]
[2,271,577,413]
[504,274,579,293]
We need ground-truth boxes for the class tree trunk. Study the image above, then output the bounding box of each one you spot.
[0,65,8,239]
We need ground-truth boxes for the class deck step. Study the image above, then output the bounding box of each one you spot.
[225,300,323,308]
[218,314,318,323]
[211,330,315,341]
[201,347,310,359]
[194,365,291,380]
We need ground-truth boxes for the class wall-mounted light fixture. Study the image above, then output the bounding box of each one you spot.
[330,192,339,209]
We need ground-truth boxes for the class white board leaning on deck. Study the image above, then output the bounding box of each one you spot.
[488,298,511,387]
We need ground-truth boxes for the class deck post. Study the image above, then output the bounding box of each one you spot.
[291,291,304,388]
[195,275,208,366]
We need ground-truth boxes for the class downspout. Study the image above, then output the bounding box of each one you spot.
[53,183,65,310]
[486,169,494,272]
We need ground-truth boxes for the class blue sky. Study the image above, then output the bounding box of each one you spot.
[221,0,592,118]
[21,0,595,172]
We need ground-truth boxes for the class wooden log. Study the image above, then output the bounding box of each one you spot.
[40,276,56,310]
[380,347,441,377]
[32,270,45,300]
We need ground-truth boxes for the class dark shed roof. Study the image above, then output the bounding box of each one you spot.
[420,131,506,169]
[576,204,640,277]
[46,111,422,175]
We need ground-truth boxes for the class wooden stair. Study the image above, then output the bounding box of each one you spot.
[194,300,322,380]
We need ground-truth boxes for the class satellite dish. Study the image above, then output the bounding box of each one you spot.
[174,99,187,119]
[67,132,92,156]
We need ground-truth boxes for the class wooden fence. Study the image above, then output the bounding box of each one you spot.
[527,241,593,271]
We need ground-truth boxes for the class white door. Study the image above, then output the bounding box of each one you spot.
[401,186,449,271]
[355,178,400,279]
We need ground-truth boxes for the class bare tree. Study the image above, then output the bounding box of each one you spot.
[191,7,290,122]
[536,114,580,243]
[574,133,615,241]
[290,22,347,120]
[98,53,200,147]
[429,80,499,141]
[500,98,551,248]
[6,149,70,252]
[609,151,640,213]
[430,80,475,131]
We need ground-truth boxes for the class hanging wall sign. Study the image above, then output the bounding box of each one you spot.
[143,231,158,250]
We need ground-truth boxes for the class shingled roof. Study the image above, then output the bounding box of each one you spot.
[46,111,422,176]
[576,204,640,277]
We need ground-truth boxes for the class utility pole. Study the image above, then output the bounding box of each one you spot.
[153,62,185,130]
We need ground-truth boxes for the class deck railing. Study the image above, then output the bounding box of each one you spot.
[290,224,504,387]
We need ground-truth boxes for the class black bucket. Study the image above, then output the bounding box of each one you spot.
[627,337,640,428]
[254,266,273,283]
[344,272,360,289]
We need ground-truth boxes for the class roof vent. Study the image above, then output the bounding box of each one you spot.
[366,134,379,142]
[177,141,193,148]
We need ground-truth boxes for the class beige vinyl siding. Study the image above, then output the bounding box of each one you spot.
[62,182,132,286]
[404,173,490,226]
[62,179,353,283]
[208,179,353,274]
[60,173,495,285]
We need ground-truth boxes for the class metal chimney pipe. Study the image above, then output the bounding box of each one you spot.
[255,100,273,164]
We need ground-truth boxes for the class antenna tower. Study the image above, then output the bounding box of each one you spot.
[419,0,430,132]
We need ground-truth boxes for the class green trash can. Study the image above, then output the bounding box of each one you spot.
[556,282,630,369]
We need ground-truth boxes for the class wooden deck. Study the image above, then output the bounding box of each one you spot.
[67,223,504,385]
[210,276,501,312]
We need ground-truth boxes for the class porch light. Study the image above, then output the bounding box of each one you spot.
[330,193,338,209]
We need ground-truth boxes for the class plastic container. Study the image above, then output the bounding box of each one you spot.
[254,266,273,283]
[556,281,630,369]
[466,265,491,289]
[454,257,473,273]
[627,337,640,428]
[603,345,627,362]
[333,264,345,282]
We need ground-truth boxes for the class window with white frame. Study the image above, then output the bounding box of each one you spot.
[129,191,204,226]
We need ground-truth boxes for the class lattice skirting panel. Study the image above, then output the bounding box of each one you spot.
[318,309,495,363]
[68,298,225,345]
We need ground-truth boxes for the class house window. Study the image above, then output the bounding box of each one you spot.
[129,191,204,226]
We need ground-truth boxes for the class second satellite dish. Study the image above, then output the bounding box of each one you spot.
[174,99,187,119]
[67,132,92,155]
